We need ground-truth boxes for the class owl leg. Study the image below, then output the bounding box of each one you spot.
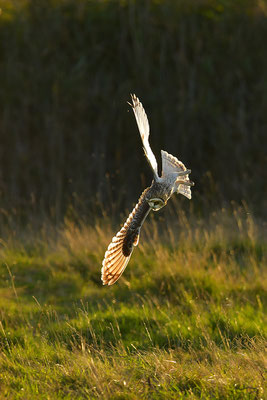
[177,169,191,176]
[176,180,194,186]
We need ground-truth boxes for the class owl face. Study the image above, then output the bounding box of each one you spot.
[147,197,166,211]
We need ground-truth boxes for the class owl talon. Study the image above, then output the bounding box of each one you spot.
[176,180,194,186]
[177,169,191,176]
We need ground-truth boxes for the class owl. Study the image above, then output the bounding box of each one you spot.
[101,95,194,285]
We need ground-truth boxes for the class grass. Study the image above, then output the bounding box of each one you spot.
[0,202,266,399]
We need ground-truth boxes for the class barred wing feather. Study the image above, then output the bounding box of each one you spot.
[101,188,150,285]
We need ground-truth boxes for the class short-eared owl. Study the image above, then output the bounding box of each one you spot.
[101,94,194,285]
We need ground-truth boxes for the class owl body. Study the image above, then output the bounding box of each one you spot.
[145,179,175,210]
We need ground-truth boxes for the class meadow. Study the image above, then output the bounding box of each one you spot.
[0,200,266,399]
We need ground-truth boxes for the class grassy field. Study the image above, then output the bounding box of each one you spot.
[0,201,266,399]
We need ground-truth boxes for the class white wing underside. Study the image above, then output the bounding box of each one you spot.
[130,94,158,178]
[130,94,192,199]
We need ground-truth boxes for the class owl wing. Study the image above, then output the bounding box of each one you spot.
[129,94,159,178]
[161,150,192,199]
[101,188,151,286]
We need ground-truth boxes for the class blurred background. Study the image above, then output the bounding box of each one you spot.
[0,0,266,224]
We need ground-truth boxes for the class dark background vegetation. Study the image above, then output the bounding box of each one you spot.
[0,0,266,222]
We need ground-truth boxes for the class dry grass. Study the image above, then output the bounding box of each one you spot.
[0,203,266,398]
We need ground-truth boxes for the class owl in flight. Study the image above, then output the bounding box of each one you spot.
[101,94,194,285]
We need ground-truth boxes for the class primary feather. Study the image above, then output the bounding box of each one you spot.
[130,94,159,178]
[101,188,151,286]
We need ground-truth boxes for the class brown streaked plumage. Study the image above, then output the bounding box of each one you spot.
[101,94,194,286]
[101,187,150,286]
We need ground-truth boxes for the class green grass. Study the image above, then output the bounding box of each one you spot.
[0,205,266,399]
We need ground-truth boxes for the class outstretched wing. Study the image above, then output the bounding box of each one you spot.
[129,94,158,178]
[101,188,151,286]
[161,150,192,199]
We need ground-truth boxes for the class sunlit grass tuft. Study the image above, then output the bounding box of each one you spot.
[0,206,266,398]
